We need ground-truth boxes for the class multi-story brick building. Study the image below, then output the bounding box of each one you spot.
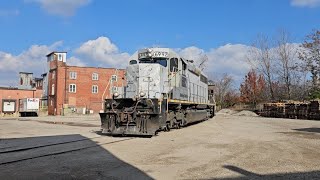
[46,52,125,115]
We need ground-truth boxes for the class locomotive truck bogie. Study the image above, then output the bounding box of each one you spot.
[99,98,166,136]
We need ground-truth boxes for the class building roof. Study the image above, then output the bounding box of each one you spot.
[34,77,43,81]
[19,72,33,74]
[67,65,125,70]
[46,51,67,57]
[2,88,38,91]
[0,86,18,90]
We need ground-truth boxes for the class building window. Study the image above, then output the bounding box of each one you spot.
[70,72,77,79]
[69,84,76,93]
[58,54,62,61]
[92,73,99,80]
[111,86,118,92]
[51,84,55,95]
[92,85,98,93]
[111,75,117,82]
[52,71,55,79]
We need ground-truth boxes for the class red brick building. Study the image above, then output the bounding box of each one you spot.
[47,52,125,115]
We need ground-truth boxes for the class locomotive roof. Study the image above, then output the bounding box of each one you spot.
[129,47,208,78]
[130,47,180,60]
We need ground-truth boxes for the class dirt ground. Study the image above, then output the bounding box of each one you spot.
[1,111,320,179]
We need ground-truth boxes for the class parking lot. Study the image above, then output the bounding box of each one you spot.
[1,110,320,179]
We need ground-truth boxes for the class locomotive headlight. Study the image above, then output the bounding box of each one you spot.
[139,92,146,97]
[113,92,119,98]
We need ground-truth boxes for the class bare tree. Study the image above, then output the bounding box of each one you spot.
[274,29,298,99]
[298,30,320,98]
[198,55,208,71]
[247,34,275,100]
[212,73,236,108]
[295,65,310,100]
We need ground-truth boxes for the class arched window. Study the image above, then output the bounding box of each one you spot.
[111,75,117,82]
[92,73,99,80]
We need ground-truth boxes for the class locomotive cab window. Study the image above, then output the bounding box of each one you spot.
[157,59,167,67]
[182,59,187,75]
[170,58,178,72]
[139,58,167,67]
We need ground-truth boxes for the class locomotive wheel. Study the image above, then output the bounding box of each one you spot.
[180,120,184,127]
[176,123,180,129]
[165,123,170,131]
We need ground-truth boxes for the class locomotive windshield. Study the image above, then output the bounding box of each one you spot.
[139,58,167,67]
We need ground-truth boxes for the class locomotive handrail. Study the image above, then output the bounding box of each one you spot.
[168,99,215,106]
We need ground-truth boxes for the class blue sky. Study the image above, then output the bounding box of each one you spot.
[0,0,320,86]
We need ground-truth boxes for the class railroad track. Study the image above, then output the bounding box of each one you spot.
[0,136,135,166]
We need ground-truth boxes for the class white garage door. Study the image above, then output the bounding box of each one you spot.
[3,101,15,112]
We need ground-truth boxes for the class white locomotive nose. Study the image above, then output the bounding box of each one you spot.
[139,92,146,97]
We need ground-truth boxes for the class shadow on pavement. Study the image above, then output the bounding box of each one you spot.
[95,130,153,138]
[211,165,320,179]
[293,127,320,134]
[0,134,152,179]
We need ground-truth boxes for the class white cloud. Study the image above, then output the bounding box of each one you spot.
[67,56,86,66]
[291,0,320,8]
[0,36,300,89]
[178,44,252,83]
[178,46,206,66]
[207,44,252,81]
[75,36,130,68]
[0,41,63,86]
[26,0,90,17]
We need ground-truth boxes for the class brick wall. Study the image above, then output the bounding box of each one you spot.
[48,62,125,115]
[0,88,43,113]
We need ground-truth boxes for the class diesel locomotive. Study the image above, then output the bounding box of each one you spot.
[99,48,215,136]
